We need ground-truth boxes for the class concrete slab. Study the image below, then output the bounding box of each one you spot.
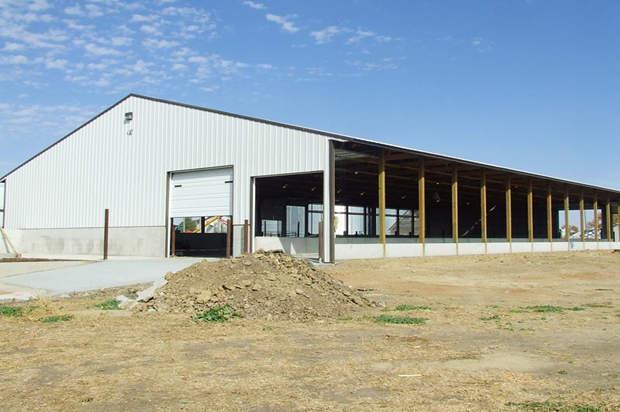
[0,258,205,298]
[0,260,93,279]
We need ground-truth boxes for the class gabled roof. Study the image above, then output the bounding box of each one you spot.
[2,93,619,197]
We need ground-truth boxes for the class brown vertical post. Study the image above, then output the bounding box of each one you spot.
[547,183,553,242]
[527,179,534,242]
[170,218,176,256]
[617,202,620,242]
[418,157,426,244]
[606,196,612,242]
[244,219,249,254]
[226,219,232,258]
[378,150,386,250]
[564,187,570,242]
[452,164,459,244]
[318,222,324,262]
[480,170,487,243]
[579,191,585,242]
[506,177,512,242]
[594,193,599,242]
[103,209,109,260]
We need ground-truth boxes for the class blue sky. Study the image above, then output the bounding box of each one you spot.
[1,0,619,192]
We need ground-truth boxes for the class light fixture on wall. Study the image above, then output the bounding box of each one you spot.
[433,192,441,203]
[124,112,133,122]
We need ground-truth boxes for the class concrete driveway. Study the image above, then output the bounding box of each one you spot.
[0,258,204,300]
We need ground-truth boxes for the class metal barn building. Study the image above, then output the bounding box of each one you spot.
[1,94,619,262]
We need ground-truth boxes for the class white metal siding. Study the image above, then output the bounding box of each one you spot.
[3,96,328,229]
[169,168,232,218]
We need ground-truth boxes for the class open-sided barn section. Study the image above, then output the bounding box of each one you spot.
[1,94,619,261]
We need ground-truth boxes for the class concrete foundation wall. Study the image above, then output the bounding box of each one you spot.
[254,236,318,256]
[335,238,384,259]
[5,227,165,257]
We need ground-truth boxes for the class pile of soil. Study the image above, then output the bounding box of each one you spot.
[142,251,375,321]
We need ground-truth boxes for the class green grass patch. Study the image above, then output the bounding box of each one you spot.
[526,305,565,313]
[0,306,24,318]
[338,316,354,322]
[507,401,601,412]
[376,315,427,325]
[394,305,431,311]
[41,315,74,323]
[194,305,240,323]
[510,309,529,313]
[480,314,501,321]
[92,299,121,310]
[568,307,585,311]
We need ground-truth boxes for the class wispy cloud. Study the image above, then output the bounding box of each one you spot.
[310,26,341,44]
[243,1,266,10]
[266,13,299,33]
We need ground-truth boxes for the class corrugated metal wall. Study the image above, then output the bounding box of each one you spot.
[4,96,328,229]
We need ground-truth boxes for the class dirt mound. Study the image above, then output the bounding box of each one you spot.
[142,251,375,321]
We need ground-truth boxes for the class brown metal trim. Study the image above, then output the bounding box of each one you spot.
[547,183,553,242]
[506,177,512,242]
[564,186,570,242]
[418,157,426,244]
[579,190,585,242]
[103,209,109,260]
[606,196,611,242]
[170,218,176,257]
[527,179,534,242]
[594,192,599,242]
[244,219,249,254]
[226,219,232,258]
[480,170,487,243]
[452,164,458,244]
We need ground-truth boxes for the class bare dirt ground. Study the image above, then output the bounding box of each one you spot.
[1,250,619,411]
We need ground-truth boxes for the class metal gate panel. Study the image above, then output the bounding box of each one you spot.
[169,168,232,218]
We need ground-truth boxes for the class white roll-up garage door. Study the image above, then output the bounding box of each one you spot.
[169,168,233,218]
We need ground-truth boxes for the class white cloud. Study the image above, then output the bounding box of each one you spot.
[84,43,121,55]
[130,14,157,22]
[87,63,107,70]
[29,0,51,11]
[0,55,29,65]
[45,58,68,69]
[171,63,186,70]
[188,56,211,64]
[143,38,180,49]
[243,1,266,9]
[132,59,154,74]
[84,4,104,17]
[310,26,341,44]
[110,36,133,46]
[64,20,94,31]
[140,25,161,35]
[266,13,299,33]
[64,4,83,16]
[3,43,25,51]
[347,29,375,44]
[256,63,273,69]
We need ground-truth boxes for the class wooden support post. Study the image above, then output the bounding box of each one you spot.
[506,177,512,242]
[452,164,458,244]
[527,179,534,243]
[564,187,570,242]
[226,219,232,258]
[594,193,599,242]
[606,196,611,242]
[480,170,487,244]
[103,208,109,260]
[378,150,386,253]
[547,183,553,242]
[170,218,176,257]
[244,219,249,254]
[579,191,585,242]
[418,158,426,245]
